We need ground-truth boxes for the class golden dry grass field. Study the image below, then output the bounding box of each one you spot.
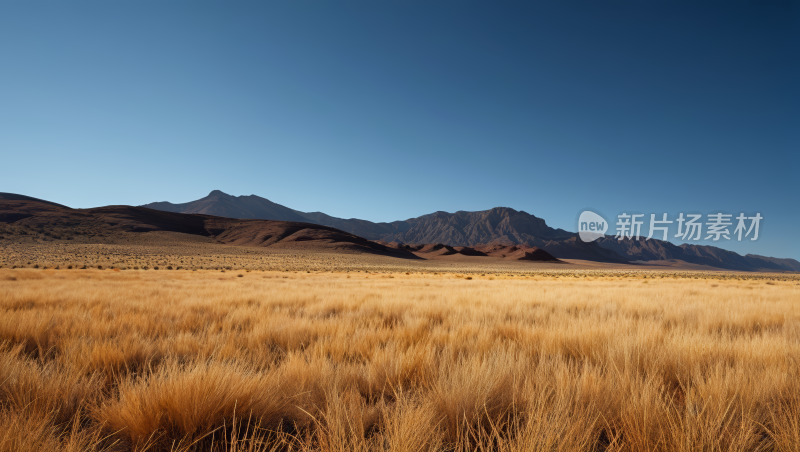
[1,264,799,451]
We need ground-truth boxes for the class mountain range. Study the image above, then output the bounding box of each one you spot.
[144,191,626,264]
[142,190,800,272]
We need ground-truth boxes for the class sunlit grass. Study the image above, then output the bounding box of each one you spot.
[0,268,798,451]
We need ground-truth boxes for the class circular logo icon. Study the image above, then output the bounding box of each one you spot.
[578,210,608,242]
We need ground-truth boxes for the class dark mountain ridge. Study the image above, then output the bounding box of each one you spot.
[0,192,68,208]
[142,191,628,263]
[743,254,800,272]
[377,207,575,245]
[593,237,800,272]
[144,190,311,223]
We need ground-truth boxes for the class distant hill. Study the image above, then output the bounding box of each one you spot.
[593,237,800,272]
[143,190,311,223]
[377,241,563,262]
[0,192,67,208]
[143,191,417,238]
[297,211,414,238]
[744,254,800,272]
[377,207,575,244]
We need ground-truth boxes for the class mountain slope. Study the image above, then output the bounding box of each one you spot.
[743,254,800,272]
[0,197,418,259]
[377,207,574,245]
[143,190,312,223]
[594,236,686,262]
[678,244,759,271]
[0,192,68,208]
[297,211,413,238]
[340,207,627,263]
[593,237,800,272]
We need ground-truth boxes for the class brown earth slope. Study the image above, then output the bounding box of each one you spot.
[474,244,562,262]
[377,241,562,262]
[0,199,418,259]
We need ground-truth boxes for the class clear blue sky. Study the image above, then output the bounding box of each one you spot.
[1,1,798,259]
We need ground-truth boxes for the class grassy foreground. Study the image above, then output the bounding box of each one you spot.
[1,268,799,451]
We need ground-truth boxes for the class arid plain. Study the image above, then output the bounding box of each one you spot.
[1,199,799,451]
[2,239,800,451]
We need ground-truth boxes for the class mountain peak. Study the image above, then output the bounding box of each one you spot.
[487,206,520,215]
[142,190,311,223]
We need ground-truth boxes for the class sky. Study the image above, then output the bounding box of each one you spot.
[1,1,798,259]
